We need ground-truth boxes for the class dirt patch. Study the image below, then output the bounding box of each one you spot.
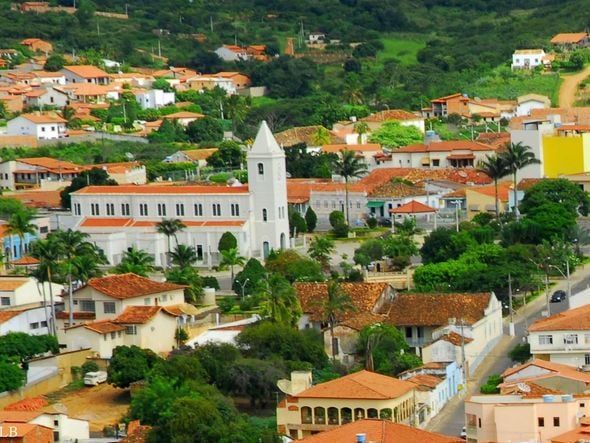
[559,65,590,108]
[49,383,130,433]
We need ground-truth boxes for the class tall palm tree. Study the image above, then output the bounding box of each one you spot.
[219,247,246,283]
[317,280,356,361]
[332,149,368,226]
[501,142,540,220]
[477,154,509,220]
[307,235,335,272]
[30,237,61,335]
[169,244,198,268]
[156,219,186,267]
[354,121,369,144]
[114,247,155,277]
[165,266,202,303]
[72,254,104,284]
[257,273,302,326]
[5,210,37,260]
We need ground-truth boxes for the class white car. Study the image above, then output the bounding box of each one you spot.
[84,371,107,386]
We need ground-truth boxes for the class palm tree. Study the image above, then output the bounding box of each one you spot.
[501,142,540,220]
[156,219,186,267]
[169,244,198,268]
[354,121,369,144]
[257,273,302,326]
[219,247,246,283]
[5,210,37,260]
[477,154,509,220]
[72,254,104,284]
[332,149,368,226]
[165,266,202,303]
[114,247,155,277]
[30,237,61,335]
[307,235,335,272]
[317,280,356,361]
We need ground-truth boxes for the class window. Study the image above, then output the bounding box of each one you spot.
[231,203,240,216]
[405,327,412,338]
[553,417,560,427]
[432,159,440,167]
[139,203,148,216]
[539,335,553,345]
[176,203,185,216]
[121,203,130,216]
[212,203,221,216]
[103,302,116,314]
[144,298,151,305]
[80,300,96,312]
[103,334,107,341]
[157,203,167,217]
[356,202,361,209]
[41,321,47,327]
[1,297,10,306]
[74,203,81,216]
[125,325,137,335]
[106,203,115,215]
[90,203,100,216]
[111,331,116,339]
[257,163,264,175]
[194,203,203,216]
[30,322,39,329]
[538,417,544,427]
[564,334,579,345]
[262,208,268,222]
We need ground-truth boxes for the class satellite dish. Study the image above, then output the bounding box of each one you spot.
[277,379,293,395]
[517,383,531,393]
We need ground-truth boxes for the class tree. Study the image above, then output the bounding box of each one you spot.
[477,154,509,220]
[420,228,476,264]
[509,343,531,364]
[0,198,28,220]
[165,266,203,303]
[43,54,65,72]
[108,345,160,388]
[152,77,173,92]
[318,280,356,360]
[304,207,318,233]
[114,247,155,277]
[358,323,422,375]
[354,121,369,144]
[0,332,59,359]
[311,126,331,146]
[186,116,224,144]
[265,249,324,283]
[233,258,266,296]
[29,237,61,335]
[219,247,246,283]
[0,357,25,392]
[228,358,286,409]
[289,210,307,237]
[61,168,117,209]
[368,121,423,148]
[206,141,245,168]
[169,244,197,268]
[75,0,95,27]
[218,232,237,253]
[257,273,302,326]
[332,150,368,225]
[521,178,590,218]
[307,236,335,271]
[329,210,346,228]
[500,142,540,220]
[5,209,36,259]
[156,219,186,267]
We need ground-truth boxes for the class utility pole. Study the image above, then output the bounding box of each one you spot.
[210,16,213,32]
[460,317,467,394]
[158,40,161,58]
[566,259,571,310]
[545,274,550,317]
[508,273,515,336]
[96,19,100,36]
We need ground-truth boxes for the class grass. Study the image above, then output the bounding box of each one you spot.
[46,379,86,402]
[377,34,427,65]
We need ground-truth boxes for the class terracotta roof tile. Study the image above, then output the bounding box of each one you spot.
[298,419,463,443]
[321,143,382,153]
[406,374,443,389]
[114,306,168,324]
[437,331,473,346]
[11,256,40,266]
[163,111,204,119]
[369,181,426,199]
[121,420,152,443]
[361,110,424,123]
[529,304,590,331]
[4,396,48,411]
[294,282,389,322]
[296,370,416,400]
[0,411,43,422]
[384,293,492,326]
[340,312,387,331]
[18,112,67,124]
[0,278,28,291]
[466,181,511,201]
[274,125,343,147]
[500,359,590,388]
[551,32,588,44]
[0,311,22,324]
[74,184,249,195]
[389,200,437,214]
[56,311,96,320]
[66,320,125,334]
[83,273,186,300]
[178,148,218,161]
[395,140,495,153]
[62,65,110,78]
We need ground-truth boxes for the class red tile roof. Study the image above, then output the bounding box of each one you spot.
[389,200,436,214]
[298,419,463,443]
[297,370,416,400]
[0,411,43,422]
[66,320,125,334]
[74,184,249,195]
[395,140,495,153]
[321,143,382,153]
[406,374,443,389]
[4,396,48,411]
[438,331,473,346]
[18,112,67,124]
[83,273,186,300]
[467,181,511,202]
[384,293,492,326]
[0,311,22,324]
[63,65,110,78]
[10,256,40,266]
[551,32,588,44]
[529,304,590,331]
[56,311,96,320]
[0,278,28,291]
[361,110,423,122]
[114,306,168,324]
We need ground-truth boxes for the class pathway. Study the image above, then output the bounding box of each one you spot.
[559,65,590,108]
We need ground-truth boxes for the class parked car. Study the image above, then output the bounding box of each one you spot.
[550,290,566,303]
[84,371,107,386]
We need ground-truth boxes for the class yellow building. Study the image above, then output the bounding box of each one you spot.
[543,131,590,178]
[276,370,418,440]
[464,181,511,220]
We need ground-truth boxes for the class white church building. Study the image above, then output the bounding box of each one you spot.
[69,122,290,267]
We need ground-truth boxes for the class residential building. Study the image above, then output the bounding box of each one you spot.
[389,140,497,169]
[7,113,67,140]
[0,308,52,336]
[360,109,426,133]
[0,157,84,191]
[67,121,289,266]
[164,148,218,167]
[215,45,250,62]
[321,144,383,168]
[512,49,550,70]
[0,277,62,311]
[58,83,120,103]
[31,71,66,86]
[274,125,342,150]
[421,93,516,121]
[421,93,470,118]
[465,393,590,443]
[276,370,420,440]
[184,75,237,95]
[516,94,552,117]
[308,32,326,45]
[464,181,512,219]
[20,38,53,54]
[60,65,110,85]
[528,303,590,367]
[93,161,147,185]
[551,417,590,443]
[135,89,175,110]
[297,418,463,442]
[23,86,69,108]
[550,32,590,49]
[213,71,251,90]
[162,111,204,126]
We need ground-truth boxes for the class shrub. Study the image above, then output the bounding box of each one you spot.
[81,361,99,374]
[305,207,318,233]
[329,211,345,228]
[202,276,220,290]
[366,217,378,229]
[218,297,235,313]
[509,343,531,363]
[333,222,349,238]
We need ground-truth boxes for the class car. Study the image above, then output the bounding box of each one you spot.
[84,371,107,386]
[460,426,466,439]
[550,290,566,303]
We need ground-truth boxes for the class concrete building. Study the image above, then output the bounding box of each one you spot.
[512,49,550,70]
[7,113,67,140]
[360,109,426,133]
[390,140,497,169]
[135,89,175,110]
[61,65,110,85]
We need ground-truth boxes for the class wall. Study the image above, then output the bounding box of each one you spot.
[543,135,587,178]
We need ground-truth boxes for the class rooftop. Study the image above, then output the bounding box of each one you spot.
[0,278,28,291]
[395,140,495,153]
[73,184,249,195]
[361,109,423,122]
[81,273,185,300]
[115,306,170,324]
[4,396,48,411]
[551,32,588,44]
[17,113,67,124]
[62,65,110,78]
[529,303,590,331]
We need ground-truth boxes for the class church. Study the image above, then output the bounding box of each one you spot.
[69,121,290,267]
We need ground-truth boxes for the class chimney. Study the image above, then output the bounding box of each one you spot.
[356,434,366,443]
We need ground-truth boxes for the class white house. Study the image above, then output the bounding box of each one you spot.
[61,65,110,84]
[7,112,67,140]
[0,277,63,310]
[389,140,497,169]
[0,307,51,336]
[214,45,249,62]
[511,49,549,70]
[24,87,69,109]
[31,71,67,86]
[68,121,290,266]
[516,94,551,117]
[0,409,90,443]
[135,89,175,110]
[528,303,590,368]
